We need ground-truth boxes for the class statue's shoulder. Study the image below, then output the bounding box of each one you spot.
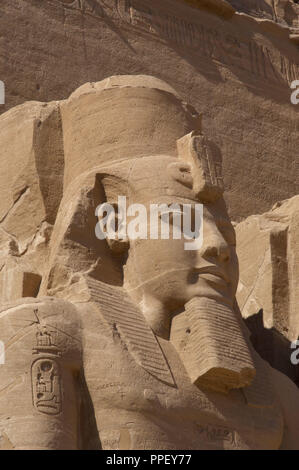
[0,297,82,450]
[0,297,82,371]
[245,352,299,449]
[0,296,81,335]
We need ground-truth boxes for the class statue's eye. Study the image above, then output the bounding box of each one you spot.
[170,212,185,231]
[159,205,184,226]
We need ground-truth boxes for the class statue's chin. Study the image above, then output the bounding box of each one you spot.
[186,281,235,309]
[139,291,234,340]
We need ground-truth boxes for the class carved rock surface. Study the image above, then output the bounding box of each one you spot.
[0,76,298,450]
[0,101,64,304]
[228,0,299,31]
[236,195,299,342]
[0,0,299,219]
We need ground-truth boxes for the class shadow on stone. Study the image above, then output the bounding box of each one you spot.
[245,309,299,387]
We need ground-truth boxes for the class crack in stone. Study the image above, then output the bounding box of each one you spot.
[0,186,30,224]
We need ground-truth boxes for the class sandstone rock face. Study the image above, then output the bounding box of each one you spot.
[229,0,299,29]
[236,195,299,340]
[236,196,299,385]
[179,0,235,18]
[0,76,298,450]
[0,101,64,304]
[0,0,298,220]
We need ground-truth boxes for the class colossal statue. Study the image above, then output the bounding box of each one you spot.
[0,76,298,450]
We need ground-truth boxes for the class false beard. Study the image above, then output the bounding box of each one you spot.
[170,296,256,393]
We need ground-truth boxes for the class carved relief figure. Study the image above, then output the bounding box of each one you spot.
[32,359,62,415]
[0,76,298,450]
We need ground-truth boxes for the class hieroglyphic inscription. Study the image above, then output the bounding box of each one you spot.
[198,422,255,448]
[57,0,104,17]
[32,359,62,415]
[31,320,62,415]
[117,0,299,85]
[195,423,242,448]
[56,0,299,84]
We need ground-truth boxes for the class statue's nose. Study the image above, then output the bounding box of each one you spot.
[199,230,230,264]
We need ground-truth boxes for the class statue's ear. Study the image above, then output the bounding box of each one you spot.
[167,161,194,189]
[94,175,130,256]
[105,205,130,255]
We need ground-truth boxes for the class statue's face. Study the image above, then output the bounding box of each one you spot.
[125,198,238,305]
[117,156,239,337]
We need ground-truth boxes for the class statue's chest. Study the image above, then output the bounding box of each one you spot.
[82,326,284,450]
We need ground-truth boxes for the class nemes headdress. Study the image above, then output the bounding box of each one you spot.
[60,75,223,202]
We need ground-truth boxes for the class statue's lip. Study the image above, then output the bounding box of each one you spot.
[192,266,229,283]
